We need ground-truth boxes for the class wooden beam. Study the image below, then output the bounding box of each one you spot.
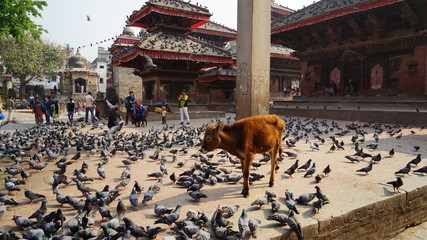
[367,12,384,38]
[324,21,342,44]
[401,1,421,28]
[346,15,366,40]
[309,28,326,47]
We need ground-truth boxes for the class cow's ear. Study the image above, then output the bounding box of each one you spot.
[215,122,224,133]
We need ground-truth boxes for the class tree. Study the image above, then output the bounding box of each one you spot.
[0,34,65,97]
[0,0,47,40]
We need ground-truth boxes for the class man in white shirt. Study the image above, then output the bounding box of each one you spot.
[85,91,96,123]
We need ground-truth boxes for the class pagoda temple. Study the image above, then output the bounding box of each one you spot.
[111,0,233,103]
[271,0,427,96]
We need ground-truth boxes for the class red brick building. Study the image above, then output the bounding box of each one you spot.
[272,0,427,96]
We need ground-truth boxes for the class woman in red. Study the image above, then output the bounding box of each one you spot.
[33,98,46,124]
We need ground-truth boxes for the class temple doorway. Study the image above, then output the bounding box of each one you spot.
[74,78,87,94]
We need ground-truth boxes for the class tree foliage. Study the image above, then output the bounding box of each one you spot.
[0,34,65,96]
[0,0,47,40]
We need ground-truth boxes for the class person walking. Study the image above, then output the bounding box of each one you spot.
[66,98,75,122]
[85,91,96,124]
[178,90,190,124]
[76,100,82,115]
[161,106,167,125]
[44,96,53,124]
[124,91,136,125]
[51,100,60,121]
[33,98,46,124]
[5,96,16,123]
[28,94,35,109]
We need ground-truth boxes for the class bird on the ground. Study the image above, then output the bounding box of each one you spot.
[12,215,34,230]
[295,193,316,205]
[188,191,207,201]
[322,165,331,176]
[310,142,319,151]
[413,165,427,174]
[71,152,81,161]
[304,163,316,177]
[24,189,46,203]
[248,219,261,238]
[389,148,395,157]
[387,177,403,193]
[356,163,373,175]
[266,213,288,225]
[414,146,420,151]
[238,209,249,238]
[265,190,277,202]
[116,199,126,219]
[312,199,324,213]
[285,190,299,214]
[97,163,105,179]
[121,167,131,179]
[395,163,411,175]
[315,174,322,183]
[298,159,312,171]
[154,204,181,226]
[251,196,268,209]
[346,155,360,163]
[271,199,281,212]
[154,204,173,217]
[409,154,422,166]
[142,186,154,205]
[220,205,240,217]
[28,200,47,220]
[315,186,330,204]
[129,188,138,207]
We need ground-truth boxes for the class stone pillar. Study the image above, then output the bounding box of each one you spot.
[236,0,271,119]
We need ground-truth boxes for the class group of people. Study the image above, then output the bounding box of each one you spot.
[325,79,357,95]
[30,95,61,124]
[121,90,149,128]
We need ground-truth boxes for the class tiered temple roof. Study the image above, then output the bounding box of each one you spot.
[127,0,211,31]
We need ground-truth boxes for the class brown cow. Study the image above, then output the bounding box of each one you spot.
[201,114,285,197]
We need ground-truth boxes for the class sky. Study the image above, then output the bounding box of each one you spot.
[34,0,314,62]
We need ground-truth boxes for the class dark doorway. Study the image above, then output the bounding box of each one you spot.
[344,63,361,92]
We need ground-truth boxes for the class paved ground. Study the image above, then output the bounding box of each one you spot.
[0,110,426,239]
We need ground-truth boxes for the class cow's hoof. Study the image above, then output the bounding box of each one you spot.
[269,182,274,187]
[241,191,249,198]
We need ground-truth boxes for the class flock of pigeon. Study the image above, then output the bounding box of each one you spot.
[0,115,426,240]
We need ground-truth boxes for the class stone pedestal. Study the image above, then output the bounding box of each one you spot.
[236,0,271,119]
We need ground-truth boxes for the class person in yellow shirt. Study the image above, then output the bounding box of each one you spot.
[178,90,190,124]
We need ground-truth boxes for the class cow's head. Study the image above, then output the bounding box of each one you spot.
[201,122,224,154]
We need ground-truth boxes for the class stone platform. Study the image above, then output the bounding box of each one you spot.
[0,110,426,239]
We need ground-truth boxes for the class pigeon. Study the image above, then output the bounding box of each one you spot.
[345,155,360,163]
[213,227,239,238]
[74,179,96,195]
[389,148,395,157]
[129,188,139,207]
[298,159,312,171]
[315,174,322,183]
[285,190,299,214]
[265,190,277,202]
[322,165,331,176]
[116,199,126,218]
[304,163,316,177]
[97,163,106,179]
[408,154,421,166]
[154,204,181,226]
[71,152,81,161]
[24,189,46,203]
[310,142,319,151]
[238,209,249,238]
[154,204,173,217]
[296,193,316,205]
[142,186,154,205]
[12,215,34,230]
[28,200,47,220]
[315,186,330,204]
[251,196,268,209]
[4,182,21,194]
[287,211,303,240]
[414,146,420,151]
[356,163,373,175]
[188,191,208,201]
[220,205,240,217]
[312,199,324,213]
[413,165,427,174]
[387,177,403,193]
[267,213,288,225]
[395,163,411,175]
[271,199,281,212]
[248,219,261,238]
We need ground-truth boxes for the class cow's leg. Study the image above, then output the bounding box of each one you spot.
[242,152,254,197]
[269,145,279,187]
